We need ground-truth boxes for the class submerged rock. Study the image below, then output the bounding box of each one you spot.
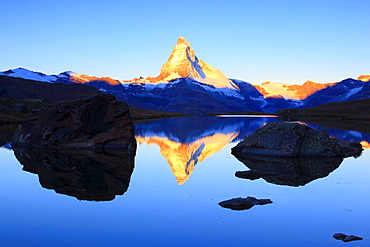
[232,122,363,158]
[333,233,363,242]
[218,196,272,210]
[12,94,136,152]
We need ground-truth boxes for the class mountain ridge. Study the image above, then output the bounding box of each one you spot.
[1,37,369,113]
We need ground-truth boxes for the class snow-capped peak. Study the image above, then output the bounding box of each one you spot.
[0,67,59,83]
[124,37,238,89]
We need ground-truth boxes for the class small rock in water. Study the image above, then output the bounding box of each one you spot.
[333,233,347,240]
[343,235,363,242]
[218,196,272,210]
[333,233,363,242]
[258,199,273,205]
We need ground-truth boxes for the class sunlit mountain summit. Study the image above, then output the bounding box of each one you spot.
[127,37,238,89]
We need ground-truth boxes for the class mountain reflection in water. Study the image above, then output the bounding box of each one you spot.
[136,133,238,184]
[135,116,277,184]
[13,148,135,201]
[135,116,370,184]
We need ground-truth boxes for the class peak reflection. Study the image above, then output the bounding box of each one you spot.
[135,116,275,184]
[136,133,238,184]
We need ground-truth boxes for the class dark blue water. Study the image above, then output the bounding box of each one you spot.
[1,116,369,246]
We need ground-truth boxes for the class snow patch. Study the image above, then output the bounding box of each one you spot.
[346,86,363,99]
[251,97,268,108]
[0,68,58,83]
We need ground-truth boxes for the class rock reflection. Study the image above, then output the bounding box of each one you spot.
[232,153,343,186]
[13,148,135,201]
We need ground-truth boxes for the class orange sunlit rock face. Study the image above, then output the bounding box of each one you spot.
[252,80,336,100]
[121,37,238,89]
[360,141,370,149]
[68,72,121,85]
[136,132,239,184]
[358,75,370,82]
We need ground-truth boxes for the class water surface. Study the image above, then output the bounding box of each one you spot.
[1,116,369,246]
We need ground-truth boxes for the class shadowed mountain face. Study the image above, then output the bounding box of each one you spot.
[232,154,343,186]
[0,75,100,103]
[13,148,135,201]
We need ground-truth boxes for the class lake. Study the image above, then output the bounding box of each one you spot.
[1,116,369,246]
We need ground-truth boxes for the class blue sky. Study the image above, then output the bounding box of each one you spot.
[1,0,369,84]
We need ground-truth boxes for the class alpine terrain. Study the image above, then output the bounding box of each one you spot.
[1,37,369,113]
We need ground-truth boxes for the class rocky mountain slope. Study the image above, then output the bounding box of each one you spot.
[253,80,335,100]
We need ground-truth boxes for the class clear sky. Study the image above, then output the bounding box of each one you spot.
[1,0,369,84]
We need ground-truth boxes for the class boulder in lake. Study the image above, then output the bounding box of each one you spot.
[333,233,363,242]
[12,94,136,152]
[232,122,363,158]
[218,196,272,210]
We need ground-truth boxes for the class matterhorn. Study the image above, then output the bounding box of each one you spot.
[138,37,238,89]
[150,37,235,88]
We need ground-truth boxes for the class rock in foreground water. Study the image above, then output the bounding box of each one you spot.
[232,122,363,157]
[333,233,363,242]
[218,196,272,210]
[12,94,136,153]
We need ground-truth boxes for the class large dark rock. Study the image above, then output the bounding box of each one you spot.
[0,124,19,147]
[12,103,28,113]
[232,122,363,157]
[12,94,136,152]
[233,155,343,186]
[13,148,135,201]
[218,196,272,210]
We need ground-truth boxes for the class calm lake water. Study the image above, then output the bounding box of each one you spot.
[1,116,369,246]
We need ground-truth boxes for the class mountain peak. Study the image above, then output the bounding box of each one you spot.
[133,37,237,89]
[177,36,190,46]
[358,75,370,82]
